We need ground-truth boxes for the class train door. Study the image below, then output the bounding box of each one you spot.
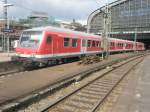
[123,41,126,51]
[51,34,59,55]
[44,35,53,55]
[45,34,59,56]
[81,39,87,54]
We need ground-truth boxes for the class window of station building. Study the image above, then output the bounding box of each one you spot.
[46,36,52,44]
[64,38,70,47]
[88,40,91,47]
[72,39,77,47]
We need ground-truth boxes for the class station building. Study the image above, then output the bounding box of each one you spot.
[0,19,28,51]
[0,11,58,52]
[87,0,150,49]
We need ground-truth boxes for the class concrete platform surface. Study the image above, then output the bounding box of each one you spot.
[111,55,150,112]
[0,52,15,62]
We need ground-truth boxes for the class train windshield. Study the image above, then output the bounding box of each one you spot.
[20,31,42,48]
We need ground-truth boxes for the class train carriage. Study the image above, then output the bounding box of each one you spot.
[13,26,145,65]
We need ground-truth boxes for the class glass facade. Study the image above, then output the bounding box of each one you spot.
[89,0,150,34]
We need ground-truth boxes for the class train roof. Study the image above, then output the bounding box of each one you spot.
[109,37,133,42]
[24,26,143,44]
[25,26,101,39]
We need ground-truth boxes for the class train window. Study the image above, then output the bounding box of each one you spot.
[72,39,77,47]
[20,31,42,48]
[96,41,100,47]
[64,38,70,47]
[121,43,123,47]
[46,36,52,44]
[88,40,91,47]
[92,41,96,47]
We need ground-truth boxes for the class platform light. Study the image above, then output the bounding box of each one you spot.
[3,2,14,53]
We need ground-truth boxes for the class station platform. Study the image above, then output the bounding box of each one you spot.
[111,55,150,112]
[0,52,15,62]
[0,53,133,106]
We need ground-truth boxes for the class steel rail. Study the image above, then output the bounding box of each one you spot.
[0,52,147,112]
[41,54,145,112]
[90,57,144,112]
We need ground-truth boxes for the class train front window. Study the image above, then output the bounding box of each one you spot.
[20,31,42,48]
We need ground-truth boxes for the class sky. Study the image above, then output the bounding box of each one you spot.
[0,0,115,25]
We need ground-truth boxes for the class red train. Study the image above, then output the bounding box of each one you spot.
[13,26,145,65]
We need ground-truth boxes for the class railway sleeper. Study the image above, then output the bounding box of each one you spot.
[80,90,107,96]
[84,87,111,93]
[91,83,114,88]
[70,97,96,105]
[70,96,97,104]
[56,104,82,112]
[76,93,100,100]
[64,100,92,110]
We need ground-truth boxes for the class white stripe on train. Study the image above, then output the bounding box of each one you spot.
[15,49,139,59]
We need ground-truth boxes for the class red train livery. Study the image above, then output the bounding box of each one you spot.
[14,26,145,64]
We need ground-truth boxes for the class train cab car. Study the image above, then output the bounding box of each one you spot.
[14,26,102,65]
[15,31,43,61]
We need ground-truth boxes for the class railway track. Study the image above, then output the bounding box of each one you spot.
[0,52,147,112]
[40,54,144,112]
[0,52,145,78]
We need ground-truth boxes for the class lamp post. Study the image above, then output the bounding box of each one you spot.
[134,28,137,52]
[3,0,13,52]
[100,3,110,59]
